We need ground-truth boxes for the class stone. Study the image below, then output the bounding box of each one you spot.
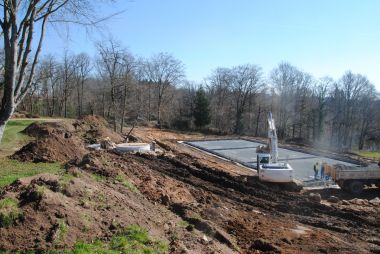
[327,196,339,203]
[350,198,368,205]
[309,193,321,203]
[281,237,292,244]
[250,238,281,253]
[161,194,171,206]
[369,197,380,206]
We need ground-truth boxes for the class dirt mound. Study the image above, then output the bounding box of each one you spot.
[79,145,380,253]
[0,170,235,253]
[74,115,124,144]
[11,115,122,163]
[11,122,86,163]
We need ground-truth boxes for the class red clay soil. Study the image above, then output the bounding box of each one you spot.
[11,122,86,163]
[0,170,232,253]
[2,121,380,253]
[79,149,380,254]
[10,116,123,163]
[74,115,124,144]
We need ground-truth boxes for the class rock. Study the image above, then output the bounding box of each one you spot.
[327,196,339,203]
[369,197,380,206]
[309,193,321,203]
[350,198,368,205]
[200,234,209,244]
[281,237,292,244]
[161,194,171,206]
[100,137,116,150]
[250,238,281,253]
[341,200,350,205]
[367,237,380,246]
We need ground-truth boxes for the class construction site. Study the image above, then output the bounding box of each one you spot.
[0,115,379,253]
[1,2,380,253]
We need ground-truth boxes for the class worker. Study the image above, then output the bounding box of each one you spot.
[313,162,319,180]
[320,162,326,180]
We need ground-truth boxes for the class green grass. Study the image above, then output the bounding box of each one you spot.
[66,225,168,254]
[0,119,64,188]
[355,150,380,159]
[0,119,37,154]
[0,157,63,188]
[178,220,190,228]
[92,173,106,182]
[0,197,23,227]
[115,174,139,193]
[55,219,69,244]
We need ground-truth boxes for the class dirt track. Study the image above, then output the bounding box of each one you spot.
[1,120,380,253]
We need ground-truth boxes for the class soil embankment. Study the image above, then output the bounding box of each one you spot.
[1,120,379,253]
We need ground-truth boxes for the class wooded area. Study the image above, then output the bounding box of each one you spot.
[1,0,379,152]
[12,42,380,152]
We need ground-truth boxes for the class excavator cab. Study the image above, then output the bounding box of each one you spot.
[257,153,270,171]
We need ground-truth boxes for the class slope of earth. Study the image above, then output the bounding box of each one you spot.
[133,127,255,176]
[0,169,232,253]
[81,149,380,254]
[1,120,379,253]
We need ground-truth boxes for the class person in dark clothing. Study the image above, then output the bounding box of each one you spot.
[313,162,319,180]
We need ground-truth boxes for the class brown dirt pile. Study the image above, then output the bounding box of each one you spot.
[74,115,124,144]
[11,115,123,163]
[81,147,380,254]
[5,123,380,253]
[11,122,86,163]
[0,169,234,253]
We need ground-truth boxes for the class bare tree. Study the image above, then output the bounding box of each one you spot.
[73,53,91,118]
[271,63,303,138]
[143,53,185,127]
[207,67,233,132]
[59,51,76,117]
[230,64,263,134]
[0,0,117,142]
[96,39,125,131]
[120,51,135,133]
[312,77,333,141]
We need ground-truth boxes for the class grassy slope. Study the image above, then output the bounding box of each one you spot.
[355,150,380,159]
[0,158,63,188]
[0,119,63,188]
[0,120,36,154]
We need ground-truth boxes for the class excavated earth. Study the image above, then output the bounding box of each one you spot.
[1,119,380,253]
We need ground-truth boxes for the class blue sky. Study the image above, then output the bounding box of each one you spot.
[43,0,380,91]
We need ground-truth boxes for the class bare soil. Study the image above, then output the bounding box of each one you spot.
[1,121,379,253]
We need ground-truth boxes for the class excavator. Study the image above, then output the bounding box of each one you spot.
[255,112,294,183]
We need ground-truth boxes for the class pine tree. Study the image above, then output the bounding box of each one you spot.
[193,87,211,129]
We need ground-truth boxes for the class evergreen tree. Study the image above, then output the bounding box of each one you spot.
[193,87,211,128]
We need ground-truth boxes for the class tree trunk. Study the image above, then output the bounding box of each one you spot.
[0,121,7,143]
[64,87,68,118]
[77,82,81,118]
[255,105,261,137]
[148,83,151,121]
[102,92,105,118]
[80,80,84,116]
[234,108,244,135]
[157,98,161,128]
[120,83,128,133]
